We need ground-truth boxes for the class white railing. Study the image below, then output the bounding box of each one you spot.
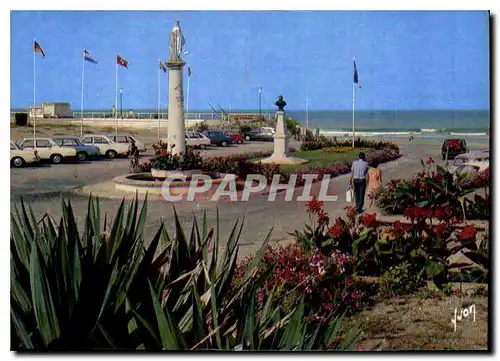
[11,111,274,122]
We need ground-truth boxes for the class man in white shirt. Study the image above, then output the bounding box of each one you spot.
[349,152,369,214]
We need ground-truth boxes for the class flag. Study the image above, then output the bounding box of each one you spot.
[187,66,192,77]
[159,60,167,73]
[34,41,45,58]
[117,55,128,68]
[353,60,361,88]
[84,50,98,64]
[258,87,262,94]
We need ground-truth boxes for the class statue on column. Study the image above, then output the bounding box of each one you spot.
[169,21,185,61]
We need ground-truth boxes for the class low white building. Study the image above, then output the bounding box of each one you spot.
[29,103,73,118]
[42,102,73,118]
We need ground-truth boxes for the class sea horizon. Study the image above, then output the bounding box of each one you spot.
[10,108,490,136]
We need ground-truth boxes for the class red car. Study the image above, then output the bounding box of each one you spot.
[224,130,244,144]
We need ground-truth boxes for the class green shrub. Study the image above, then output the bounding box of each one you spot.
[379,262,424,297]
[11,196,359,351]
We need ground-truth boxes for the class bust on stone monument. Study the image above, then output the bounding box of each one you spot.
[275,95,286,111]
[258,96,308,165]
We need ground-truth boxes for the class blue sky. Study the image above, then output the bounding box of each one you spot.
[11,11,489,111]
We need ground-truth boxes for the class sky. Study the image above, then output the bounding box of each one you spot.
[10,11,490,111]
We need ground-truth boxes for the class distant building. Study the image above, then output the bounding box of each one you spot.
[29,102,73,118]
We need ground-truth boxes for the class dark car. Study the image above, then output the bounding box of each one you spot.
[243,129,274,142]
[224,130,244,144]
[441,139,467,160]
[202,130,233,147]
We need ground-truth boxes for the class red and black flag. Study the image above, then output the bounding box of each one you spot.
[159,60,167,73]
[117,55,128,68]
[34,41,45,58]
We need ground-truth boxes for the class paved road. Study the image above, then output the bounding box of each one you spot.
[9,142,478,258]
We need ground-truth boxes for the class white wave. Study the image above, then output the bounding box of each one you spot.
[421,128,439,133]
[320,131,421,137]
[450,132,487,136]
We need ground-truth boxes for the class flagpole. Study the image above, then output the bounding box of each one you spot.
[305,92,309,130]
[352,82,355,148]
[80,51,85,137]
[115,61,118,135]
[186,70,190,130]
[157,60,161,139]
[33,39,36,144]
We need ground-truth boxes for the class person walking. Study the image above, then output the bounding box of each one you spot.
[349,152,369,214]
[367,160,383,208]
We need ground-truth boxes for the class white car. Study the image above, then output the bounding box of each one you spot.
[53,137,100,161]
[448,151,490,173]
[186,131,211,149]
[81,134,129,158]
[159,131,211,149]
[106,134,147,152]
[10,141,39,168]
[18,138,77,164]
[455,161,490,177]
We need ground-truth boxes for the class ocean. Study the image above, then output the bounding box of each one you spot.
[12,107,490,138]
[282,109,490,138]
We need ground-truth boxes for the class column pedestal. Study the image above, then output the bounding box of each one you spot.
[166,60,186,157]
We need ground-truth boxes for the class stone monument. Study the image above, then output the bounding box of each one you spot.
[166,21,186,158]
[260,96,308,165]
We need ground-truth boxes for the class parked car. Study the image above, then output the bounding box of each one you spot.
[106,134,147,152]
[53,137,100,161]
[454,161,490,178]
[186,131,211,149]
[81,134,129,158]
[441,139,467,160]
[243,128,274,142]
[448,151,490,173]
[10,141,39,168]
[18,137,77,164]
[202,130,233,147]
[224,130,244,144]
[260,127,276,134]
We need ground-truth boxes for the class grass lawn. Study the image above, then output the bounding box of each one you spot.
[278,148,374,172]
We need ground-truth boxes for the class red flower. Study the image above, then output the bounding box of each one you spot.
[433,223,448,239]
[433,208,445,220]
[306,197,323,215]
[346,278,354,287]
[328,217,347,238]
[458,225,477,241]
[426,156,435,164]
[161,150,167,157]
[361,213,377,228]
[392,221,411,236]
[351,290,361,299]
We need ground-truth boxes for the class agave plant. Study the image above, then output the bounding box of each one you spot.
[11,195,359,351]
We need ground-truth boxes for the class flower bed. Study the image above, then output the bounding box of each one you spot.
[292,197,488,289]
[232,243,367,319]
[323,146,355,153]
[301,137,400,154]
[375,159,490,220]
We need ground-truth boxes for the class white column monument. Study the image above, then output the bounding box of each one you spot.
[260,96,308,165]
[167,21,186,158]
